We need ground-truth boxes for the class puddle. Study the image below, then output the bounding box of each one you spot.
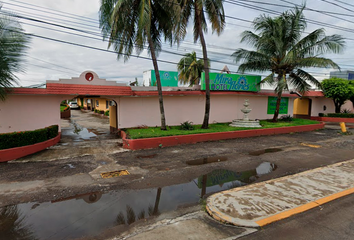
[249,148,282,156]
[61,120,98,141]
[0,162,276,240]
[186,156,228,165]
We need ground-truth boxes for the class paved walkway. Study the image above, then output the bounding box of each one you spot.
[207,159,354,227]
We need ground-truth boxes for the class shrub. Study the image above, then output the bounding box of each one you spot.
[318,113,325,117]
[104,110,109,116]
[100,110,104,114]
[327,113,354,118]
[180,121,194,130]
[0,125,59,150]
[279,115,293,122]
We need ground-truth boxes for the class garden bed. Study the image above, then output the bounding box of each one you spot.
[120,119,324,150]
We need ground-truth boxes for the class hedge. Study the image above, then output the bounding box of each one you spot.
[0,125,59,150]
[326,113,354,118]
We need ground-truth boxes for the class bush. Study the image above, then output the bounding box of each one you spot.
[279,115,293,122]
[100,110,104,114]
[104,110,109,116]
[0,125,59,150]
[318,113,325,117]
[327,113,354,118]
[180,121,194,130]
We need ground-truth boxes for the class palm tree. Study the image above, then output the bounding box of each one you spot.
[0,11,29,101]
[232,6,344,121]
[175,0,225,129]
[99,0,175,130]
[177,51,209,86]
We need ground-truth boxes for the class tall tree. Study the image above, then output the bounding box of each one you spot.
[175,0,225,128]
[0,12,29,101]
[322,78,354,113]
[99,0,174,130]
[177,51,209,86]
[232,6,345,121]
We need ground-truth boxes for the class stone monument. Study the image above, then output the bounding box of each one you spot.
[229,99,262,128]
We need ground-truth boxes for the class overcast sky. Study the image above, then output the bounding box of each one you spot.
[1,0,354,87]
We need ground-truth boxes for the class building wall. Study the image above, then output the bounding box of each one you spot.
[0,95,70,134]
[310,97,335,116]
[116,95,295,128]
[95,98,110,111]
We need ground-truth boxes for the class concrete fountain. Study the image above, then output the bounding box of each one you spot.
[229,99,262,128]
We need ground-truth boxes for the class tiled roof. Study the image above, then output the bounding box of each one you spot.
[10,84,324,98]
[12,83,133,96]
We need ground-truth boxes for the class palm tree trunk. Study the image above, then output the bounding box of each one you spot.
[272,91,282,122]
[153,187,162,215]
[195,4,210,129]
[148,37,167,130]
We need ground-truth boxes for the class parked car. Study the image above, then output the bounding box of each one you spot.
[69,102,79,109]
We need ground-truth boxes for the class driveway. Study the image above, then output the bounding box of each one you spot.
[14,109,125,162]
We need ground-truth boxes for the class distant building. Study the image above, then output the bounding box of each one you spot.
[329,70,354,80]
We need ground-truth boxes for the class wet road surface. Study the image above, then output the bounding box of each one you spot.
[1,119,354,239]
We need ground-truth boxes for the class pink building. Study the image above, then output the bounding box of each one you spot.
[0,71,347,135]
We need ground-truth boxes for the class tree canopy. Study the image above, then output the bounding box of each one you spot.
[322,77,354,113]
[232,6,345,121]
[177,51,209,86]
[0,13,29,101]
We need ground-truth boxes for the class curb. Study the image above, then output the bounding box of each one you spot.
[206,159,354,228]
[0,133,61,162]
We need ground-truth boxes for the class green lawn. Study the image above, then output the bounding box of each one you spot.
[125,118,320,139]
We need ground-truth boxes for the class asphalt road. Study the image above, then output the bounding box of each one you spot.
[1,111,354,240]
[241,194,354,240]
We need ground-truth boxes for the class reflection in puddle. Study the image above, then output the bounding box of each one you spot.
[186,156,228,165]
[249,148,282,156]
[61,120,97,141]
[0,205,37,240]
[0,162,276,240]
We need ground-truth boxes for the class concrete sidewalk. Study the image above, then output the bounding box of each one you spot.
[207,159,354,228]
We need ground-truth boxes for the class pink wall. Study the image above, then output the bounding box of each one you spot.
[0,95,71,134]
[116,95,295,128]
[310,98,354,116]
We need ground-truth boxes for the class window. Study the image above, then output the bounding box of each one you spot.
[106,101,109,109]
[85,99,87,104]
[96,100,99,107]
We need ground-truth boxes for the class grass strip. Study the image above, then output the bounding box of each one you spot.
[125,118,320,139]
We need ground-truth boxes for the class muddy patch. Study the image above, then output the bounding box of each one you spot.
[186,156,228,165]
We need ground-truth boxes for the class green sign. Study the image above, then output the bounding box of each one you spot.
[151,70,178,87]
[267,97,289,114]
[201,73,261,92]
